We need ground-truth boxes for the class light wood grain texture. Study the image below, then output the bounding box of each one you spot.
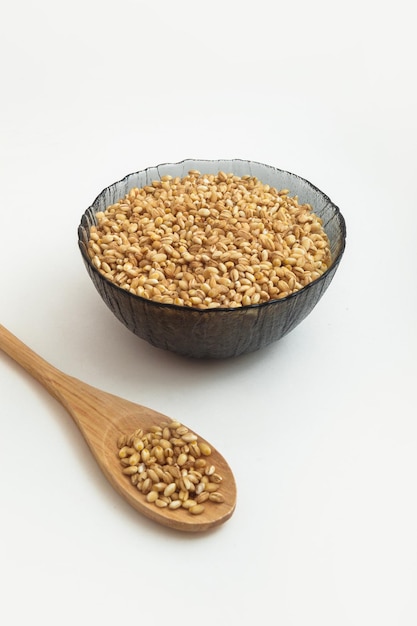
[0,324,236,532]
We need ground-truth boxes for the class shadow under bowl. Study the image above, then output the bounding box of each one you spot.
[78,159,346,359]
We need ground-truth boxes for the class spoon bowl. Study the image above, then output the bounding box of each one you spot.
[0,324,236,532]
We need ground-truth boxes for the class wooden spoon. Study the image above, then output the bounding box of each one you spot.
[0,324,236,532]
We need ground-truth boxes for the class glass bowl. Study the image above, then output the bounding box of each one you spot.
[78,159,346,359]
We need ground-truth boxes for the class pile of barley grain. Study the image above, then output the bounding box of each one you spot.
[117,421,223,516]
[87,170,331,308]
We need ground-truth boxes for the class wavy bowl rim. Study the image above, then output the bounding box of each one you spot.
[78,158,347,314]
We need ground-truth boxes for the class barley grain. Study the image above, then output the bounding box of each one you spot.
[182,499,198,509]
[196,491,210,504]
[141,478,152,494]
[117,434,127,449]
[199,442,212,456]
[177,453,188,466]
[168,500,182,510]
[164,483,177,497]
[209,492,225,503]
[146,490,158,503]
[189,504,205,515]
[122,466,138,475]
[205,482,219,493]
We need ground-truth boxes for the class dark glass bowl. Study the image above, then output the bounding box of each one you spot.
[78,159,346,359]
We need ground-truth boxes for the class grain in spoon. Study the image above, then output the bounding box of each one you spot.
[0,324,236,532]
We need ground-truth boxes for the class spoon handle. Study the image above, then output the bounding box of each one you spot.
[0,324,83,411]
[0,323,59,382]
[0,324,131,435]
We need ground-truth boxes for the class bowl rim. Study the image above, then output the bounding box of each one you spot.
[78,158,347,314]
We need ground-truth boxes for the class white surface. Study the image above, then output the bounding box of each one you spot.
[0,1,416,624]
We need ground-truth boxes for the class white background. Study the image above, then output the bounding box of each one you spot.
[1,1,416,624]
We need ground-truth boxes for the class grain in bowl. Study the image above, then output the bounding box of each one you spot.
[86,170,331,310]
